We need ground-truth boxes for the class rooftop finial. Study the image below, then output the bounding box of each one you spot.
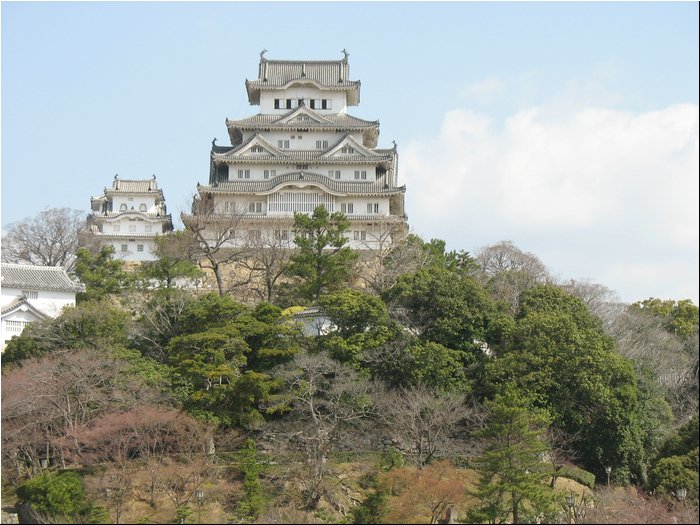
[342,49,349,61]
[212,137,217,147]
[114,173,119,179]
[260,48,268,60]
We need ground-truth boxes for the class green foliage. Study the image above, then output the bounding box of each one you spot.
[318,289,389,338]
[235,439,266,520]
[178,292,249,335]
[558,465,596,489]
[658,416,699,459]
[73,245,133,302]
[286,205,359,302]
[486,284,646,484]
[469,384,557,524]
[136,231,202,288]
[351,489,390,524]
[384,266,510,355]
[16,471,93,522]
[379,447,404,471]
[649,453,699,497]
[175,505,193,524]
[631,298,699,337]
[369,337,470,393]
[1,299,131,367]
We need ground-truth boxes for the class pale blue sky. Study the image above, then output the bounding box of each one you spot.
[2,1,698,303]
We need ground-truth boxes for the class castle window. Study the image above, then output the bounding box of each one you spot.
[316,140,329,149]
[277,140,290,149]
[250,146,264,153]
[139,204,147,212]
[341,203,354,214]
[119,204,128,211]
[248,202,263,213]
[137,244,144,252]
[353,230,366,241]
[274,229,289,241]
[248,230,262,241]
[121,244,128,252]
[264,169,276,179]
[22,290,39,300]
[354,170,367,180]
[342,146,355,154]
[238,169,251,179]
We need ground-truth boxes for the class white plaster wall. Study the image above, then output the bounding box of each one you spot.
[112,195,158,213]
[110,239,159,262]
[260,87,348,114]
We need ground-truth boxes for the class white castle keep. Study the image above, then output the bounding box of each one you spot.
[182,51,408,249]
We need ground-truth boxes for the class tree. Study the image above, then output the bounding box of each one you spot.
[237,232,294,303]
[181,195,248,296]
[16,471,94,524]
[383,460,465,524]
[2,207,85,271]
[474,240,551,315]
[485,285,646,484]
[631,298,699,338]
[1,349,162,482]
[352,224,429,294]
[268,353,377,509]
[384,266,511,355]
[468,385,556,525]
[376,385,470,467]
[72,245,133,302]
[1,299,131,367]
[137,231,203,289]
[235,438,266,520]
[286,205,358,302]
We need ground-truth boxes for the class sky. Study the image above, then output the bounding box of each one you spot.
[1,1,698,304]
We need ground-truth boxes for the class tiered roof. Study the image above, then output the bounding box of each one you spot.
[201,171,405,197]
[245,51,360,105]
[213,133,393,165]
[1,263,85,293]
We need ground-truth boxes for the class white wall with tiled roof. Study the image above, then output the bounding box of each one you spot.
[1,263,84,349]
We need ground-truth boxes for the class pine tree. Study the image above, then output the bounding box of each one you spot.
[469,384,557,524]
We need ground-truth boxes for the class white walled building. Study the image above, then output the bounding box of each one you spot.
[1,263,85,350]
[87,175,174,261]
[182,51,408,249]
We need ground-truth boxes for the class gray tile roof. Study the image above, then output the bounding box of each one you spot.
[1,296,51,319]
[213,133,393,164]
[105,176,163,195]
[1,263,85,293]
[250,59,358,88]
[200,171,406,196]
[246,55,360,105]
[226,111,378,130]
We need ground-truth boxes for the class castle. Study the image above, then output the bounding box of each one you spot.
[182,51,408,250]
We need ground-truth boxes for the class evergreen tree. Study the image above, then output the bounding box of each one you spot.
[286,206,358,302]
[469,384,556,524]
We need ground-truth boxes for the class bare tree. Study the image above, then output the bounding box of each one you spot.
[474,240,552,314]
[355,225,431,294]
[238,233,294,303]
[266,353,378,510]
[2,207,86,271]
[376,385,471,467]
[1,349,162,482]
[181,195,249,296]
